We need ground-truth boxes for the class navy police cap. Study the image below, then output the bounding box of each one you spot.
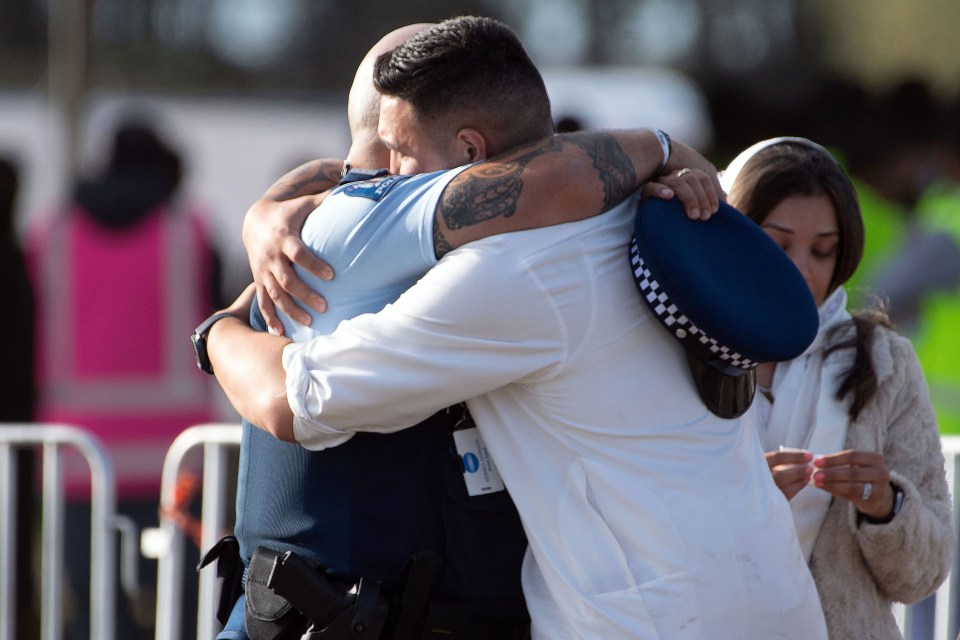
[630,197,818,418]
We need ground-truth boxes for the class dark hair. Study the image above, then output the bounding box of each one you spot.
[728,143,863,293]
[109,120,182,192]
[74,118,183,228]
[728,142,889,421]
[372,16,553,155]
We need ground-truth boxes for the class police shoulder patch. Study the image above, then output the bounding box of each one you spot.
[339,175,411,201]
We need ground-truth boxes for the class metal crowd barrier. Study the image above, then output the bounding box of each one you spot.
[894,435,960,640]
[942,436,960,640]
[4,424,959,640]
[0,424,121,640]
[153,423,241,640]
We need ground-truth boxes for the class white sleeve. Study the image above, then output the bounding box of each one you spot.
[282,238,566,450]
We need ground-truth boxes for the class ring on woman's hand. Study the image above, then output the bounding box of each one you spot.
[676,168,692,177]
[860,482,873,501]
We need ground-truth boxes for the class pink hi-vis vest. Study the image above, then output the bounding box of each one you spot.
[30,205,216,499]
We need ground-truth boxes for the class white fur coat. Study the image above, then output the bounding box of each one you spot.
[808,325,955,639]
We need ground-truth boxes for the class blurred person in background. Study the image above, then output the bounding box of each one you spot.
[723,137,954,639]
[0,154,40,639]
[25,117,223,639]
[864,93,960,637]
[831,83,922,309]
[867,84,960,438]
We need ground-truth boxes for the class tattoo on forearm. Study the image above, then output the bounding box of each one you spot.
[436,137,563,241]
[566,133,637,211]
[272,160,342,200]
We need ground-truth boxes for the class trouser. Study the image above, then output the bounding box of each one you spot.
[217,597,531,640]
[217,595,251,640]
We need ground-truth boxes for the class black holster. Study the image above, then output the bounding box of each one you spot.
[246,546,394,640]
[244,547,448,640]
[244,547,312,640]
[197,535,245,626]
[241,547,523,640]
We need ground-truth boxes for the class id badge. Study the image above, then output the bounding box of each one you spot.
[452,427,505,496]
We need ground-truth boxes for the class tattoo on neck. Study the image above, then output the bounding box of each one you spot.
[565,133,637,211]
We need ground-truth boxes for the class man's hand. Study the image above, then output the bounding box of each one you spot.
[242,158,343,335]
[659,140,723,219]
[243,193,331,334]
[639,167,724,221]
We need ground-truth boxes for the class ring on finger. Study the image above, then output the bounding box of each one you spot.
[676,168,692,177]
[860,481,873,501]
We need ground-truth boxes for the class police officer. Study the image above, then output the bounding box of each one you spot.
[202,24,529,640]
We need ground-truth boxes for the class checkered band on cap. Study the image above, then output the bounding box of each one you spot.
[630,238,756,371]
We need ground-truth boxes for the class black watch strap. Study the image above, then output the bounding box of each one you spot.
[192,311,239,375]
[858,482,905,526]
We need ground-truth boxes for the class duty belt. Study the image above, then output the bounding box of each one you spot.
[247,545,446,640]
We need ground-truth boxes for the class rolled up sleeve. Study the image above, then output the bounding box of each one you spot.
[283,340,355,450]
[281,239,564,451]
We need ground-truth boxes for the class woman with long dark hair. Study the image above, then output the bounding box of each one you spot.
[722,137,954,639]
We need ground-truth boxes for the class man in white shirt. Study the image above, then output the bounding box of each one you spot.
[203,16,827,640]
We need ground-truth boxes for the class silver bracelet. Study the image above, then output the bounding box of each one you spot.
[654,129,672,175]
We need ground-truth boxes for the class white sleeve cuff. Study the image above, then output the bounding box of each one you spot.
[282,341,355,451]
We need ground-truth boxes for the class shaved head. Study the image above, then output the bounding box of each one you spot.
[345,24,432,169]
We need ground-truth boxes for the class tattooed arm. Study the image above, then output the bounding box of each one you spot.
[210,130,718,436]
[242,158,343,333]
[245,131,718,330]
[433,129,721,257]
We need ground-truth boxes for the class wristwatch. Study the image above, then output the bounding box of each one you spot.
[191,311,239,375]
[858,482,905,526]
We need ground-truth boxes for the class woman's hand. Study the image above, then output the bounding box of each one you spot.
[765,448,814,501]
[811,450,895,520]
